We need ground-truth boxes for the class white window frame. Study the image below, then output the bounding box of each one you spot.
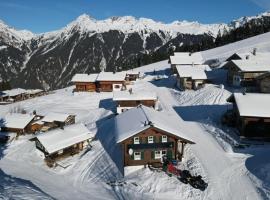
[162,135,167,143]
[134,137,140,144]
[148,136,154,143]
[134,152,141,160]
[154,150,161,159]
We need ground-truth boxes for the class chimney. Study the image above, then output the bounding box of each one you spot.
[252,48,257,56]
[242,88,246,95]
[128,88,133,94]
[246,55,250,60]
[189,52,192,56]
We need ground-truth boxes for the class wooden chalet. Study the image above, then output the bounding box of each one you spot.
[226,93,270,138]
[25,89,45,98]
[0,113,35,135]
[175,65,210,90]
[223,60,270,87]
[256,72,270,93]
[71,74,98,92]
[31,112,75,132]
[111,105,194,167]
[96,72,126,92]
[2,88,27,102]
[169,52,204,74]
[35,123,94,163]
[113,90,157,114]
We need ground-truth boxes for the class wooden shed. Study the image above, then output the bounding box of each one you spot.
[227,93,270,138]
[256,72,270,93]
[35,123,94,162]
[224,60,270,87]
[71,74,98,92]
[0,113,35,135]
[113,90,157,114]
[175,65,210,90]
[96,72,126,92]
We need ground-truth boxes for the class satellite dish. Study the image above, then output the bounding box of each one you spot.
[128,148,133,155]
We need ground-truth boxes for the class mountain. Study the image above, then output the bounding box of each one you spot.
[1,12,270,90]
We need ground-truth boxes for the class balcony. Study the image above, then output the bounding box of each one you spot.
[127,142,174,150]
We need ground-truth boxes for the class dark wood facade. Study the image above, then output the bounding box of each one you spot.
[117,100,156,108]
[1,121,34,135]
[74,82,96,92]
[97,81,125,92]
[120,127,191,166]
[226,62,266,87]
[256,73,270,93]
[126,73,139,81]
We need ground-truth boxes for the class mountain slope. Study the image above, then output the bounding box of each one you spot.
[1,12,270,90]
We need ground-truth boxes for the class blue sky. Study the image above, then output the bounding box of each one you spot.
[0,0,268,33]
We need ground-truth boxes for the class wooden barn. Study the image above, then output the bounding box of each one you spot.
[0,113,35,135]
[175,65,210,90]
[110,105,194,167]
[256,72,270,93]
[2,88,27,102]
[223,60,270,87]
[31,112,76,132]
[113,90,157,114]
[35,123,94,162]
[96,72,126,92]
[71,74,98,92]
[226,93,270,138]
[169,52,204,74]
[125,71,140,81]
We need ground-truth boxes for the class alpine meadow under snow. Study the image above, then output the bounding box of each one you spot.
[0,31,270,199]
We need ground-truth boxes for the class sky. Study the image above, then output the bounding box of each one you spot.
[0,0,269,33]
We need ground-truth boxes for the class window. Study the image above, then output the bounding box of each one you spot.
[154,150,167,159]
[114,85,120,89]
[134,152,141,160]
[134,137,140,144]
[162,135,167,143]
[148,136,154,143]
[154,151,161,159]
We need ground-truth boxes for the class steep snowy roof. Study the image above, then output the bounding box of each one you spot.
[2,88,26,97]
[113,90,157,101]
[96,72,126,82]
[234,93,270,118]
[232,60,270,72]
[41,112,73,123]
[176,65,209,80]
[36,123,93,154]
[170,52,204,65]
[71,73,98,83]
[1,113,35,129]
[114,105,194,144]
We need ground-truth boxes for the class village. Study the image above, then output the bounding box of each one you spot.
[0,38,270,199]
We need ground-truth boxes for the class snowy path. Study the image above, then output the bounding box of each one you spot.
[153,83,262,200]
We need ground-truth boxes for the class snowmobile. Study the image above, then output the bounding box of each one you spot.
[178,170,208,191]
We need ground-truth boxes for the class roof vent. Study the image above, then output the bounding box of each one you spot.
[128,88,133,94]
[189,52,192,56]
[246,55,249,60]
[148,121,153,126]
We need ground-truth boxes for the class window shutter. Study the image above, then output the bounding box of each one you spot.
[151,151,154,159]
[140,137,142,144]
[159,136,162,143]
[167,150,173,160]
[131,153,134,160]
[141,151,144,160]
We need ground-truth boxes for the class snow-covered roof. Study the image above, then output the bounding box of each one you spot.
[41,112,73,123]
[113,90,157,101]
[234,93,270,118]
[1,113,35,129]
[232,60,270,72]
[26,89,44,95]
[96,72,126,82]
[113,105,194,144]
[176,65,209,80]
[2,88,26,97]
[36,123,93,154]
[170,52,204,65]
[71,73,98,83]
